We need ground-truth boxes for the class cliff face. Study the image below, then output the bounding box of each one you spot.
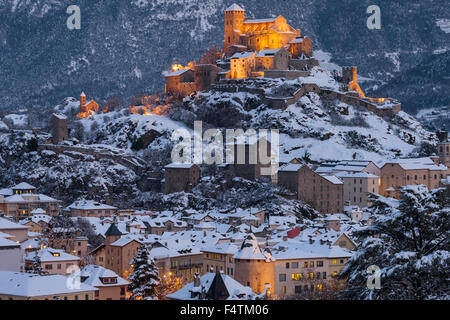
[0,0,448,113]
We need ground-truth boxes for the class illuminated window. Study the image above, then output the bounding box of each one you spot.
[333,259,337,264]
[303,262,308,268]
[317,284,323,290]
[292,273,302,281]
[310,261,314,267]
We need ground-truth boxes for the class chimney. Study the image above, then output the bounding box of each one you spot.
[193,272,200,287]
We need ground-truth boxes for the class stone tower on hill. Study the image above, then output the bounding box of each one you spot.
[51,113,68,144]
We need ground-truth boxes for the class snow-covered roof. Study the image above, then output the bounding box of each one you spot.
[20,238,42,250]
[231,51,255,60]
[80,265,129,287]
[233,234,267,260]
[4,193,60,204]
[320,174,343,185]
[0,236,20,247]
[0,217,30,230]
[30,208,46,214]
[201,243,239,255]
[334,171,379,178]
[66,200,117,211]
[289,37,305,44]
[109,235,144,247]
[165,69,192,77]
[244,18,276,24]
[380,157,448,171]
[52,113,67,120]
[0,271,97,297]
[12,182,36,190]
[25,248,80,262]
[225,3,244,11]
[278,163,303,172]
[164,163,196,169]
[256,49,281,57]
[271,241,352,260]
[20,214,52,225]
[167,272,254,300]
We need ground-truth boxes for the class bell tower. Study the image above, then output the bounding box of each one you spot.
[80,92,87,111]
[224,4,245,50]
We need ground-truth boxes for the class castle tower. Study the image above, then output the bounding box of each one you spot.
[51,113,68,144]
[80,92,86,111]
[233,234,274,294]
[224,4,245,50]
[342,66,357,84]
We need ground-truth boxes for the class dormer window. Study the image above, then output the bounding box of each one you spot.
[52,252,60,257]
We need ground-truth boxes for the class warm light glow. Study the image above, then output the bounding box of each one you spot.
[171,61,195,73]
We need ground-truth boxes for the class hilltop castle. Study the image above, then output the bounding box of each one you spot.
[224,4,302,54]
[165,4,314,96]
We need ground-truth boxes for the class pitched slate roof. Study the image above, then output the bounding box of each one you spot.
[105,223,122,237]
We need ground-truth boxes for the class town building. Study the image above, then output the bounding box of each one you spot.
[278,164,344,213]
[164,163,201,194]
[0,271,97,300]
[25,248,80,275]
[335,171,380,208]
[271,241,352,299]
[143,217,188,235]
[0,217,30,242]
[379,157,449,198]
[80,265,129,300]
[0,236,23,272]
[201,243,238,277]
[91,225,142,277]
[65,200,117,217]
[0,183,61,219]
[226,136,274,181]
[167,270,255,300]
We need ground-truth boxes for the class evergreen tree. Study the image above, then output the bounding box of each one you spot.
[340,185,449,300]
[31,254,43,275]
[128,245,160,300]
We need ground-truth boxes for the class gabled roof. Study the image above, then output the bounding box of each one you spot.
[0,271,97,297]
[12,182,36,190]
[166,272,254,300]
[25,248,80,262]
[105,223,122,237]
[80,265,129,287]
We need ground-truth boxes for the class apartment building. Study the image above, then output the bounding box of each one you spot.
[335,171,380,208]
[379,157,449,197]
[278,164,344,213]
[201,243,238,277]
[271,241,352,299]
